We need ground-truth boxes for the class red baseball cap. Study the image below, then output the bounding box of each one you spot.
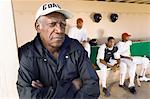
[122,32,131,38]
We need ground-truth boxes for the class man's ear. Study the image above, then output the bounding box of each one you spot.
[35,22,40,32]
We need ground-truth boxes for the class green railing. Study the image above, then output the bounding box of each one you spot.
[130,42,150,59]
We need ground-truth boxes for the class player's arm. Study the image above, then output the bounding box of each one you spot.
[116,59,120,65]
[114,51,120,65]
[114,59,120,67]
[120,55,133,61]
[100,59,113,68]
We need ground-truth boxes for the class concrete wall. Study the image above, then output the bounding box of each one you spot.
[0,0,19,98]
[12,0,150,47]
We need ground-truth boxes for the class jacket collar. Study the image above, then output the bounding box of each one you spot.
[32,33,45,57]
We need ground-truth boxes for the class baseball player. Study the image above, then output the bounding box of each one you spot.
[97,37,120,97]
[117,32,150,94]
[68,18,91,57]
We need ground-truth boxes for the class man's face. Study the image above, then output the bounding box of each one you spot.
[107,39,115,48]
[122,36,129,41]
[77,20,83,29]
[36,12,66,48]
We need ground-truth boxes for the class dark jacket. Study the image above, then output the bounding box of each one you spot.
[17,34,100,99]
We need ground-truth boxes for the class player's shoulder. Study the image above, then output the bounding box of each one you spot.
[117,41,123,44]
[99,44,107,49]
[81,27,87,30]
[68,26,76,32]
[81,27,88,32]
[100,43,106,47]
[71,26,78,30]
[113,45,118,51]
[116,41,125,47]
[127,40,132,45]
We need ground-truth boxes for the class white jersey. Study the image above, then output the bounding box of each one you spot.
[116,40,132,57]
[96,44,120,62]
[84,42,91,58]
[68,26,88,42]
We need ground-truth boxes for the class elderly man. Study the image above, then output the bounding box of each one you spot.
[16,2,100,99]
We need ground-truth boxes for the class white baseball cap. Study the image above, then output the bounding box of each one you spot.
[35,2,73,22]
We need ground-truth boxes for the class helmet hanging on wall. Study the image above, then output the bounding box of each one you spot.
[93,13,102,23]
[110,13,118,22]
[90,12,102,23]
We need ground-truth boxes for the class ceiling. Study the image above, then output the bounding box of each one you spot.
[88,0,150,4]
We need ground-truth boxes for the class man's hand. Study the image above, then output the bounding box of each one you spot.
[107,64,114,68]
[72,78,82,90]
[81,41,87,48]
[111,63,119,72]
[31,80,43,88]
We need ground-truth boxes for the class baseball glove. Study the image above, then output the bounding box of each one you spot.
[111,63,119,72]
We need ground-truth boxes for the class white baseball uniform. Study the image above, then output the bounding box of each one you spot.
[68,26,91,57]
[68,26,88,42]
[84,42,91,58]
[96,44,120,88]
[132,56,149,74]
[117,40,150,87]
